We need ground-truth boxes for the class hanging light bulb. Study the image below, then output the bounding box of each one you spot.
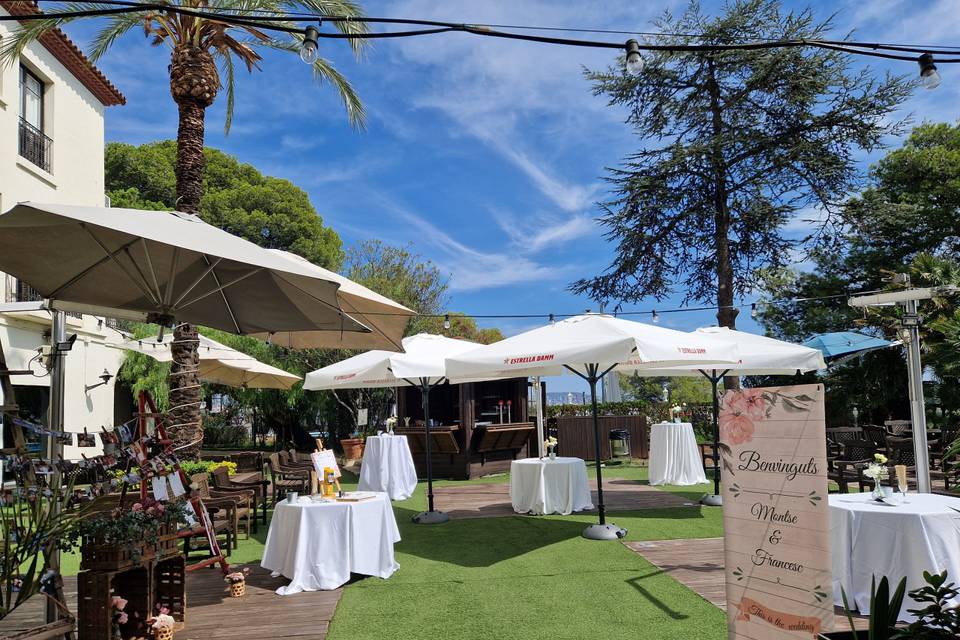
[549,313,556,325]
[624,39,644,76]
[443,314,451,330]
[652,310,660,324]
[751,303,758,319]
[300,25,320,64]
[918,53,941,90]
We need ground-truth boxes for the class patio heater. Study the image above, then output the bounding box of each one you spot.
[849,279,960,493]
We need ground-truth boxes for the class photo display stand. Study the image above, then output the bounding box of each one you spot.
[136,391,230,574]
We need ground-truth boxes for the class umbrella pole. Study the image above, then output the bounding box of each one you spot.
[700,369,730,507]
[578,364,626,541]
[413,378,448,524]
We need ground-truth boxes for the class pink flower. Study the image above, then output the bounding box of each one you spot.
[146,506,157,516]
[720,414,755,446]
[131,503,143,512]
[156,503,165,514]
[117,612,128,624]
[740,388,766,420]
[111,596,128,610]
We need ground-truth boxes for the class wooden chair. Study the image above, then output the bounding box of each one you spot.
[861,424,888,451]
[187,473,246,552]
[267,453,310,506]
[230,451,263,474]
[826,429,874,493]
[281,449,314,469]
[211,466,267,531]
[884,420,911,436]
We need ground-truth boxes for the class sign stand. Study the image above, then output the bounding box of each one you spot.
[311,438,342,495]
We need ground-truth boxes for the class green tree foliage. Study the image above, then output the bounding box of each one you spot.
[572,0,912,336]
[758,124,960,426]
[105,141,343,268]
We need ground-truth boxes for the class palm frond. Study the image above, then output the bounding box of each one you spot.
[217,49,237,134]
[263,37,365,129]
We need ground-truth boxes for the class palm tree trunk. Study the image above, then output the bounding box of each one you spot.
[169,322,202,459]
[167,45,219,457]
[175,100,205,214]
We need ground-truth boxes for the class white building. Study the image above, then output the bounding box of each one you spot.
[1,2,127,459]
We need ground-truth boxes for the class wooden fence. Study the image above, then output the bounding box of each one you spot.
[551,414,648,460]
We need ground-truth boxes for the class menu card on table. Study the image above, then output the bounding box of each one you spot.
[720,384,833,639]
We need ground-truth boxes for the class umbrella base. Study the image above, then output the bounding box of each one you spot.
[582,523,627,540]
[412,510,450,525]
[700,493,723,507]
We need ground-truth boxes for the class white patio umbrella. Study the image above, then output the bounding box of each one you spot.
[305,333,482,524]
[0,202,412,346]
[445,314,738,540]
[116,334,301,390]
[637,326,826,505]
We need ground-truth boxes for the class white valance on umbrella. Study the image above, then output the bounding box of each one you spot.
[115,333,300,389]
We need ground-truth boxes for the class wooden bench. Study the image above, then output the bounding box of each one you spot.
[395,425,461,454]
[473,423,535,463]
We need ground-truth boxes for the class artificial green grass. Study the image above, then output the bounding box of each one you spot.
[58,466,727,639]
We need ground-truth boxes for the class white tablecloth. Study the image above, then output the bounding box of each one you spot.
[830,492,960,621]
[510,457,594,515]
[648,422,707,486]
[261,493,401,594]
[358,434,418,500]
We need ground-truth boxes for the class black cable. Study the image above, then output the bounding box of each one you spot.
[8,2,960,63]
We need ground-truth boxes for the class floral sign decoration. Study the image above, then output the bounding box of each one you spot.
[718,388,817,477]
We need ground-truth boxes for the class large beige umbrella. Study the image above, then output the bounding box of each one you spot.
[0,202,412,348]
[257,250,414,351]
[115,334,301,389]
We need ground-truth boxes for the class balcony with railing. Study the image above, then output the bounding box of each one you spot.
[18,117,52,173]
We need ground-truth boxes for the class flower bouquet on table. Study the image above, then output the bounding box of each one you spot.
[149,605,176,640]
[543,437,558,460]
[385,416,397,435]
[863,454,891,501]
[224,567,251,597]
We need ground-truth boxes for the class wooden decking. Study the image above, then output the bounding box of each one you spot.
[0,565,341,640]
[433,477,697,519]
[624,537,867,632]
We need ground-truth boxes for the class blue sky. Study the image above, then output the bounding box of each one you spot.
[62,0,960,391]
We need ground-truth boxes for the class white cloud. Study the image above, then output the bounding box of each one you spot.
[377,198,571,291]
[492,207,596,253]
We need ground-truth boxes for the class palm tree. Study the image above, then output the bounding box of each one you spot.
[2,1,368,456]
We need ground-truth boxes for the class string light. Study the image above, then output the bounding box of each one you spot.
[624,38,644,75]
[443,314,451,330]
[751,303,758,318]
[652,310,660,324]
[10,1,960,76]
[549,313,556,325]
[918,52,942,89]
[300,24,319,64]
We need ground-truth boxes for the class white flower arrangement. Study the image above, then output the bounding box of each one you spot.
[543,436,558,451]
[862,453,889,482]
[385,416,398,427]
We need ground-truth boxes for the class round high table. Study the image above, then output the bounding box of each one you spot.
[648,422,707,486]
[261,493,401,594]
[830,492,960,621]
[510,457,594,515]
[357,433,418,500]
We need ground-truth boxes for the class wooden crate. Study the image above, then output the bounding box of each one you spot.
[76,570,112,640]
[80,524,178,572]
[114,565,152,639]
[154,556,186,624]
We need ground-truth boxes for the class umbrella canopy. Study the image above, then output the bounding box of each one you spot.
[644,326,826,376]
[256,250,414,351]
[802,330,900,361]
[115,334,300,389]
[444,314,739,381]
[444,314,737,541]
[304,333,481,390]
[0,202,410,349]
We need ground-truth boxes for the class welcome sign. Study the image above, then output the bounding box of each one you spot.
[720,384,833,639]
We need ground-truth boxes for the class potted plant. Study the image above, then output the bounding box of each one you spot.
[820,570,959,639]
[224,568,250,597]
[339,431,365,460]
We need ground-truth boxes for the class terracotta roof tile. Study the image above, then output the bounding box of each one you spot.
[3,1,125,106]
